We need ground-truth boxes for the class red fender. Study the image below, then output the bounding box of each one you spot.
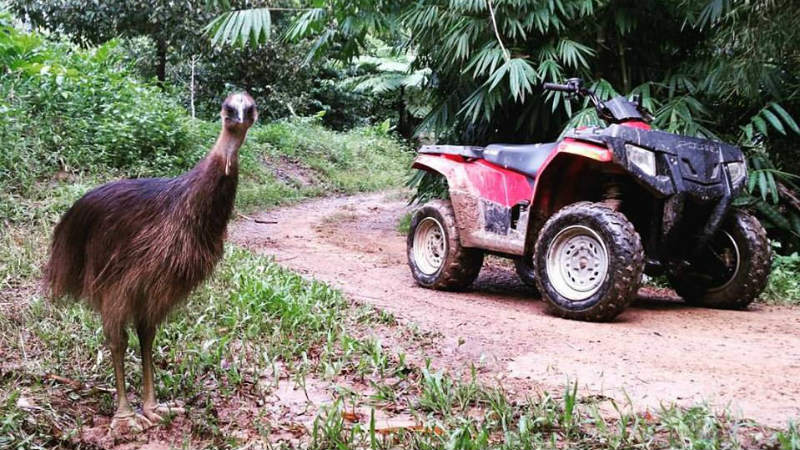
[412,154,534,254]
[556,138,613,162]
[413,154,533,208]
[526,138,620,245]
[530,123,652,215]
[531,138,613,202]
[412,122,648,255]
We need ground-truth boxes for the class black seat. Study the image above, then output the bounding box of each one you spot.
[483,143,558,177]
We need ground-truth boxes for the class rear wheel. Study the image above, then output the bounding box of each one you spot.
[407,199,483,290]
[668,210,770,309]
[514,255,541,297]
[534,202,644,321]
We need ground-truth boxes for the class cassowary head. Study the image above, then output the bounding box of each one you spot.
[221,92,258,133]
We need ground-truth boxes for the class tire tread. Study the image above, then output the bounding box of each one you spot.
[671,210,771,309]
[407,199,483,290]
[534,202,645,322]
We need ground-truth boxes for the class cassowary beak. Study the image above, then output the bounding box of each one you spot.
[234,104,245,123]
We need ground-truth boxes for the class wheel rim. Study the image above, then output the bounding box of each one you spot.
[413,217,447,275]
[545,225,609,301]
[704,231,741,293]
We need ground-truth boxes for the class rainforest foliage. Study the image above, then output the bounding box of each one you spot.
[204,0,800,248]
[0,9,409,225]
[5,0,800,249]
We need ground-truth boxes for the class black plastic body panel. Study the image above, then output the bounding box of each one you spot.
[566,124,745,200]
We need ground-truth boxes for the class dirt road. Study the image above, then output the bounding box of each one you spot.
[232,191,800,427]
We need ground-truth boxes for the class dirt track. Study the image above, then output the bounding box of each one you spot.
[232,191,800,427]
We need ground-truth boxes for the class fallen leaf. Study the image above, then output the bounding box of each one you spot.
[44,373,83,389]
[375,423,444,436]
[284,423,306,436]
[16,396,41,410]
[342,411,361,422]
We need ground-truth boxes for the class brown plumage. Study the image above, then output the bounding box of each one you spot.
[44,93,257,430]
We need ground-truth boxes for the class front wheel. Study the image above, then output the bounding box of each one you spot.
[534,202,644,321]
[407,199,484,290]
[668,210,771,309]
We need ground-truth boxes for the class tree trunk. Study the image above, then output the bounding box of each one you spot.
[617,33,629,93]
[190,55,197,120]
[156,39,167,86]
[397,86,412,138]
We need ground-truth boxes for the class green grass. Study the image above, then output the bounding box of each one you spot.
[396,211,412,234]
[0,111,416,448]
[236,118,411,212]
[309,376,799,450]
[3,246,799,448]
[0,116,411,224]
[0,247,405,448]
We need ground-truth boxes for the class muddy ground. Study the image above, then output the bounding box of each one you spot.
[232,191,800,427]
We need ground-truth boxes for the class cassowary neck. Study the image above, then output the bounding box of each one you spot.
[182,126,246,240]
[209,127,246,176]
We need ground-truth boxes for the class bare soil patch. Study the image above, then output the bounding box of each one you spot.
[264,155,322,187]
[232,191,800,427]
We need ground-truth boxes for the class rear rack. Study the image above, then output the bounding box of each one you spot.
[419,145,484,159]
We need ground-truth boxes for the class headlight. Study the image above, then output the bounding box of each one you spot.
[727,161,747,186]
[625,144,656,177]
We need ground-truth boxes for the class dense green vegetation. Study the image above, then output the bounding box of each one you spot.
[208,1,799,143]
[9,0,395,130]
[1,11,197,221]
[0,9,411,291]
[11,0,800,248]
[763,251,800,305]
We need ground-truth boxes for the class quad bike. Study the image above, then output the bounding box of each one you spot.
[407,78,771,321]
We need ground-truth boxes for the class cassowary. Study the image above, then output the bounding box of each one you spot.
[45,93,257,432]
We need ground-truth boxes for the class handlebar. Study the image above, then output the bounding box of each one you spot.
[543,78,595,106]
[543,77,604,120]
[542,77,653,124]
[542,82,573,93]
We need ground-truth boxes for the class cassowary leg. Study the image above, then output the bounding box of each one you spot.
[109,328,134,416]
[106,322,150,432]
[138,321,184,422]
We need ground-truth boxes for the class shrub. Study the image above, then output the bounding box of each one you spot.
[1,18,198,199]
[762,252,800,305]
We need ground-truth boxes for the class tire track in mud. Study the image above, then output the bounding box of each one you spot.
[232,191,800,426]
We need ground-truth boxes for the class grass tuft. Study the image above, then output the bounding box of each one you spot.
[762,252,800,304]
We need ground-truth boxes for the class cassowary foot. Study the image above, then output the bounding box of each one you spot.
[143,402,185,423]
[110,411,152,434]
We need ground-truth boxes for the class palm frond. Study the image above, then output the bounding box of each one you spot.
[694,0,733,30]
[284,8,327,41]
[204,8,271,48]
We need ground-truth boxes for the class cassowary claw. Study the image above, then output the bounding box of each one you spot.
[143,402,185,423]
[110,411,152,434]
